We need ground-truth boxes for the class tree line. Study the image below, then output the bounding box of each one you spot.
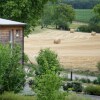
[0,0,100,35]
[41,3,100,32]
[41,3,75,30]
[78,4,100,33]
[62,0,100,9]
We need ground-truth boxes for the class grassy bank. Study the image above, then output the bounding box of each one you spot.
[0,92,35,100]
[32,26,47,34]
[70,21,88,29]
[0,92,91,100]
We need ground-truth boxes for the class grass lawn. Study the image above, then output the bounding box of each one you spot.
[75,9,94,23]
[32,26,47,34]
[0,92,35,100]
[70,21,88,29]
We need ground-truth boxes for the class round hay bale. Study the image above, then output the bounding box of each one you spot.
[70,29,75,33]
[91,31,96,36]
[54,39,61,44]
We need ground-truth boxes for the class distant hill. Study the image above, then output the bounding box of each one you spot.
[62,0,100,9]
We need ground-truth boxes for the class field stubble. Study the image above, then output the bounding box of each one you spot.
[25,29,100,71]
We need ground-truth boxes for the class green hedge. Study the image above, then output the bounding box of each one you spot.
[84,85,100,96]
[78,25,91,32]
[78,24,100,33]
[63,81,83,92]
[79,78,91,83]
[93,76,100,85]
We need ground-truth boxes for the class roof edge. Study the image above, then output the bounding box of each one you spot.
[0,18,26,26]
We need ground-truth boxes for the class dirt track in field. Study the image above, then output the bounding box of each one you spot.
[24,29,100,71]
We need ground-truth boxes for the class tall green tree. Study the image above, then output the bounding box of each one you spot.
[41,4,55,28]
[78,4,100,33]
[53,4,75,29]
[94,4,100,17]
[89,4,100,32]
[0,0,56,36]
[41,4,75,30]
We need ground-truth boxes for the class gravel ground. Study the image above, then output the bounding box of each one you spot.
[80,94,100,100]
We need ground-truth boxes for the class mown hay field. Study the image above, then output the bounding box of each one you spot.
[25,29,100,71]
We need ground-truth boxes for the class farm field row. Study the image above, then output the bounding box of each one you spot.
[75,9,94,23]
[24,29,100,71]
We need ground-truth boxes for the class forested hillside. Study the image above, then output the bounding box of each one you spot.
[62,0,100,9]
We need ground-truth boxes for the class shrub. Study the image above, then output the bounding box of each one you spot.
[89,24,100,33]
[58,24,70,30]
[0,44,25,93]
[96,62,100,71]
[84,85,100,96]
[93,79,99,84]
[92,75,100,85]
[0,85,4,94]
[78,24,100,33]
[63,82,73,91]
[79,78,87,83]
[63,81,82,92]
[72,81,83,92]
[93,75,100,84]
[36,48,60,75]
[35,70,66,100]
[78,25,91,32]
[89,15,100,33]
[87,79,91,83]
[79,78,91,83]
[35,49,66,100]
[97,75,100,84]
